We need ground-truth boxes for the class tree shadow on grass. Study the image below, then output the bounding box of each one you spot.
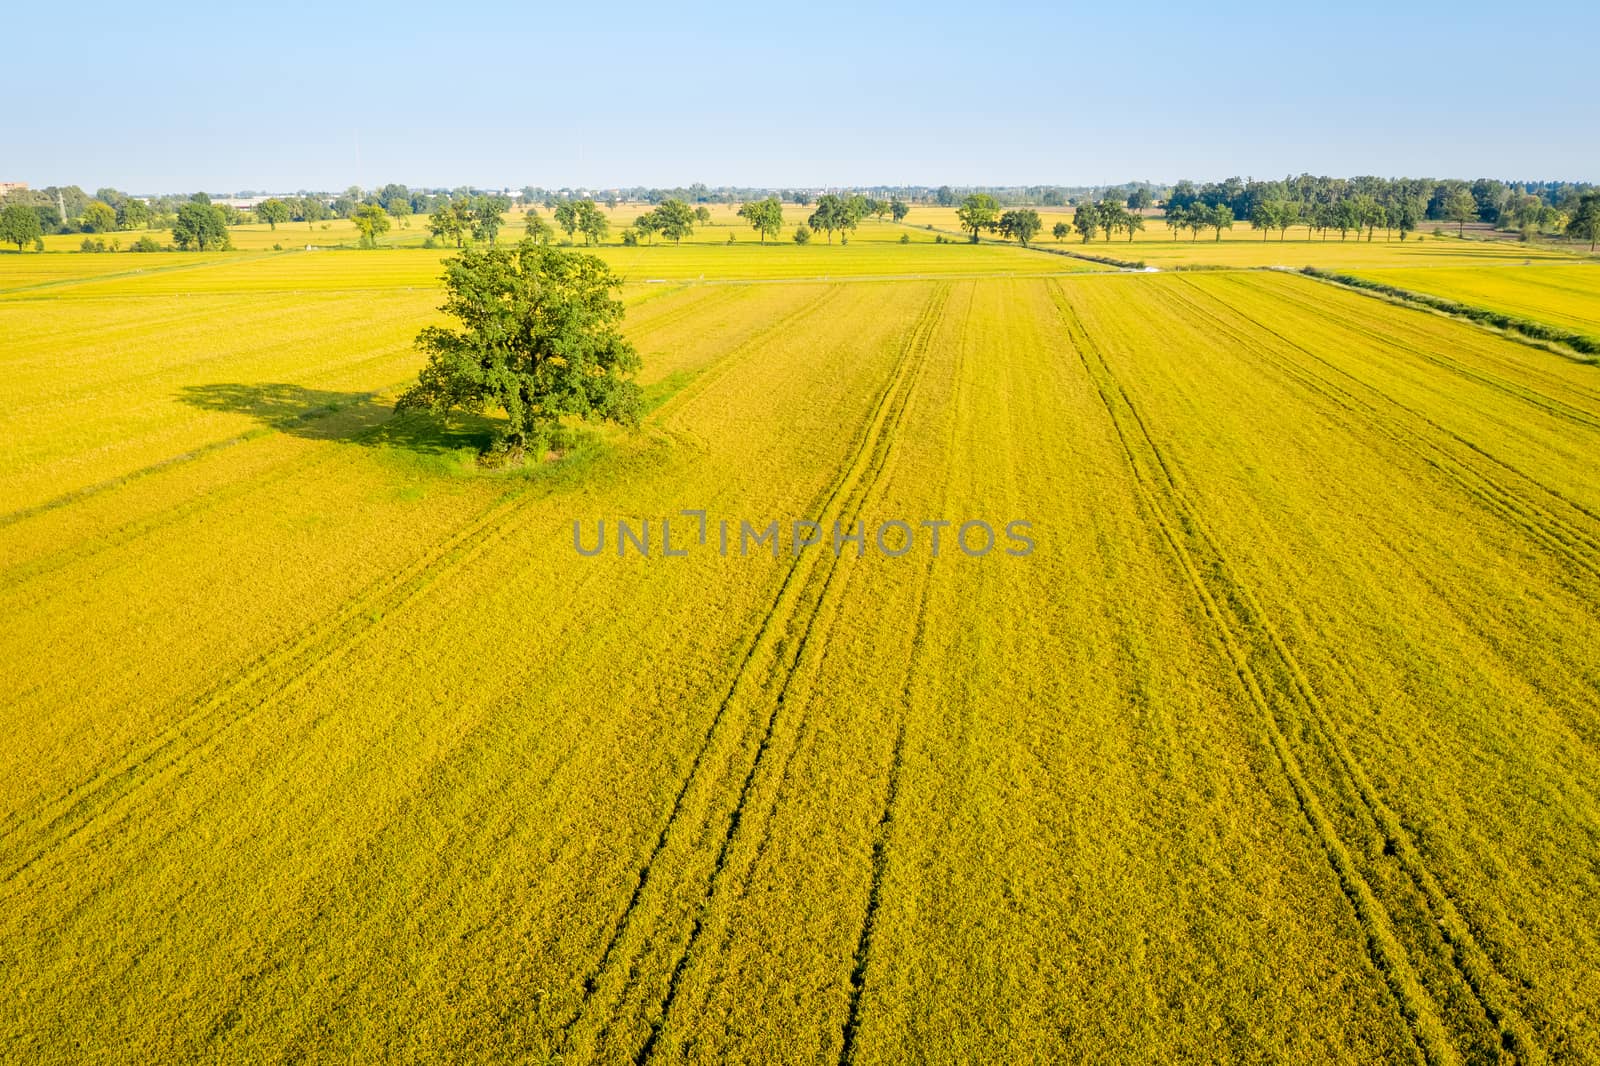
[176,382,502,456]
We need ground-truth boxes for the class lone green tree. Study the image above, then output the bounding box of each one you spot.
[524,210,554,244]
[1073,203,1097,243]
[429,202,469,247]
[1163,202,1188,240]
[738,197,783,242]
[1,203,43,250]
[576,200,609,245]
[258,198,291,230]
[396,241,642,463]
[1210,203,1234,241]
[353,203,391,246]
[1052,221,1069,241]
[172,201,228,250]
[1445,189,1478,236]
[652,199,696,243]
[956,193,999,242]
[1095,197,1128,241]
[890,198,909,223]
[553,200,580,242]
[1249,200,1279,240]
[470,194,512,245]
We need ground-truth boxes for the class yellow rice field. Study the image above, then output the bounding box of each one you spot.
[3,237,1599,1062]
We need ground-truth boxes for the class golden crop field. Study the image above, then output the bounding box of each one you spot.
[4,231,1600,1064]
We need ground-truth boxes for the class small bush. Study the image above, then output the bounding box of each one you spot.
[900,233,910,244]
[793,225,811,245]
[422,237,438,249]
[129,236,162,252]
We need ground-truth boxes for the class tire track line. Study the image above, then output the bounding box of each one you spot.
[1052,283,1520,1066]
[836,285,972,1066]
[1068,283,1548,1063]
[628,286,948,1066]
[1162,279,1600,581]
[1267,275,1600,430]
[557,285,948,1063]
[0,479,559,887]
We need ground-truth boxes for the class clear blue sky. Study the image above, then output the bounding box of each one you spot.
[7,0,1596,193]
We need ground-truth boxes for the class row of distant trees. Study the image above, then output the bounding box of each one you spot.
[1162,176,1595,242]
[945,188,1600,249]
[8,177,1599,254]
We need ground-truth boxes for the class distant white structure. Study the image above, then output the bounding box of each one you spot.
[213,196,275,210]
[0,181,27,198]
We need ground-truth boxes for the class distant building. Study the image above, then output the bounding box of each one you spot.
[213,196,272,210]
[0,181,28,198]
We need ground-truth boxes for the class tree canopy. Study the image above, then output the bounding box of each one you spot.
[738,197,783,242]
[257,198,291,230]
[1,203,43,250]
[956,193,999,242]
[997,208,1042,247]
[807,195,857,243]
[396,241,642,462]
[172,201,228,250]
[651,199,696,244]
[1568,192,1600,251]
[353,203,391,246]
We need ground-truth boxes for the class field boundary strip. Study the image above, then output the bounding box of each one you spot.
[0,251,295,298]
[557,285,951,1063]
[1049,281,1543,1065]
[1297,268,1600,361]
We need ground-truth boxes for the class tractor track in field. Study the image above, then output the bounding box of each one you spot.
[836,285,971,1066]
[1161,280,1600,584]
[647,285,848,425]
[1051,283,1544,1066]
[1158,281,1600,806]
[554,284,950,1064]
[626,284,949,1066]
[0,386,399,550]
[648,283,970,1063]
[1157,280,1600,762]
[0,479,580,890]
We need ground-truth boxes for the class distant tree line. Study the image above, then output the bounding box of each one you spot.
[6,176,1597,253]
